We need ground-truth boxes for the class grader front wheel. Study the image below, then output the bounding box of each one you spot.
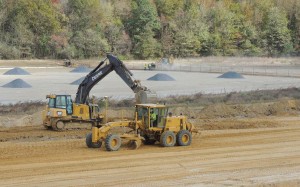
[86,133,102,148]
[105,134,122,151]
[160,131,176,147]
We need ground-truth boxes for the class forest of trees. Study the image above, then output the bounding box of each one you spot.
[0,0,299,60]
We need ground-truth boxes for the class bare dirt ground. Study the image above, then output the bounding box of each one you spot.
[0,115,299,187]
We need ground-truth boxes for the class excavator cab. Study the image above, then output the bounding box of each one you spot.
[46,94,73,115]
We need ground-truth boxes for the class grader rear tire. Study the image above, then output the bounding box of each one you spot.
[86,132,102,148]
[105,134,122,151]
[176,130,192,146]
[160,131,176,147]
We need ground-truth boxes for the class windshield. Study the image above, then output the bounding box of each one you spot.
[48,98,55,108]
[137,106,148,120]
[55,96,67,109]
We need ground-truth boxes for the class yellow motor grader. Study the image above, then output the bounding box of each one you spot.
[86,104,198,151]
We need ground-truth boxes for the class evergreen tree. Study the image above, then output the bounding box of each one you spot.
[66,0,109,58]
[263,7,293,56]
[126,0,161,59]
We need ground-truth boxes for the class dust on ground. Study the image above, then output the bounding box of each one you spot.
[1,96,300,186]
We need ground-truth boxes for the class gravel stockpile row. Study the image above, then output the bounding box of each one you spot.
[2,79,32,88]
[70,77,85,85]
[147,73,175,81]
[218,71,244,79]
[2,67,32,88]
[3,67,31,75]
[71,66,92,73]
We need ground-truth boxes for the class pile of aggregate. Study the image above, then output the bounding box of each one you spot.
[3,67,31,75]
[2,79,32,88]
[70,77,85,85]
[70,66,92,73]
[217,71,244,79]
[147,73,175,81]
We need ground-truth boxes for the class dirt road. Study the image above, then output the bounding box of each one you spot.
[0,117,299,186]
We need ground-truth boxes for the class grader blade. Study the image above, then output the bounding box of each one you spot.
[122,134,144,150]
[128,140,142,150]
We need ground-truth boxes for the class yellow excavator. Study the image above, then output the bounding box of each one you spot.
[42,54,149,131]
[86,103,198,151]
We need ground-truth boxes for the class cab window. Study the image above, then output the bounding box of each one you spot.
[66,96,73,114]
[157,108,167,127]
[56,96,67,109]
[48,98,55,108]
[137,106,149,127]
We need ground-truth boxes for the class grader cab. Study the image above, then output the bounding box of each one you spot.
[86,104,198,151]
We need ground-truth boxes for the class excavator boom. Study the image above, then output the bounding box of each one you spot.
[75,54,147,104]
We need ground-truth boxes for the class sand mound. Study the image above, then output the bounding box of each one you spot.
[147,73,175,81]
[70,77,85,85]
[4,67,31,75]
[70,66,91,73]
[2,79,32,88]
[218,71,244,79]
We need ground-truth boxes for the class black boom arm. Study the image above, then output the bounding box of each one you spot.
[75,54,147,104]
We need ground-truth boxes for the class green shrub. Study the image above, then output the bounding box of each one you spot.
[0,43,20,59]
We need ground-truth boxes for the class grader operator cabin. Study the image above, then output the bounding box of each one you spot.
[42,54,149,131]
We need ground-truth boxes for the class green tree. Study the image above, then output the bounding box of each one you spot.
[263,7,293,56]
[66,0,109,58]
[206,2,238,55]
[277,0,300,55]
[0,0,63,58]
[126,0,161,59]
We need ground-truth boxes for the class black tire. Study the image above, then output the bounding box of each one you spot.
[176,130,192,146]
[55,120,65,131]
[86,132,102,148]
[105,134,122,151]
[160,131,176,147]
[143,135,156,145]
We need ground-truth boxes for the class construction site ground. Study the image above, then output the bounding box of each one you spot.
[0,115,299,186]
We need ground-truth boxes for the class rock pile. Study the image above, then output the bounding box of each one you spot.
[218,71,244,79]
[70,66,91,73]
[2,79,32,88]
[4,67,31,75]
[70,77,85,85]
[147,73,175,81]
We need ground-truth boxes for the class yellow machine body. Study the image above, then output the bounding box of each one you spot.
[43,94,104,131]
[89,104,198,151]
[72,103,90,120]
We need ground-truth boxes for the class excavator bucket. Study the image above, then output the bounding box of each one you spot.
[135,90,148,104]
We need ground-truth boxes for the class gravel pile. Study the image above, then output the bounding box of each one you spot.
[70,77,85,85]
[4,67,31,75]
[2,79,32,88]
[218,71,244,79]
[147,73,175,81]
[70,66,91,73]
